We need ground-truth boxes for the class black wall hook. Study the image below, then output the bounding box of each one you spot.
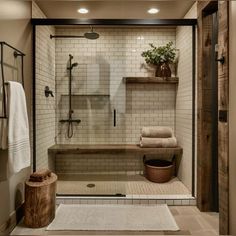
[216,56,225,65]
[14,51,22,58]
[45,86,54,97]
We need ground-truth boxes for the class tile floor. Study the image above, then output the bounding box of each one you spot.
[57,196,196,206]
[11,206,219,236]
[57,175,191,196]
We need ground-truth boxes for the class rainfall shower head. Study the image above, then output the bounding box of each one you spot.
[84,27,99,40]
[50,26,100,40]
[72,62,78,68]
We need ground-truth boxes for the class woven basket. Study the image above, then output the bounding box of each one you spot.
[144,159,174,183]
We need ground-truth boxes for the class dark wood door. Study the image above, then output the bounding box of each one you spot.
[218,1,229,234]
[197,1,229,234]
[197,1,219,212]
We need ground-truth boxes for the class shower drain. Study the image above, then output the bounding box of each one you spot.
[87,183,95,188]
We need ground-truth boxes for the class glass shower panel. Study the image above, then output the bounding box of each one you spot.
[82,63,127,196]
[56,60,127,196]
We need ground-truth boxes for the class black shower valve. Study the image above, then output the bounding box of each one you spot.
[45,86,54,97]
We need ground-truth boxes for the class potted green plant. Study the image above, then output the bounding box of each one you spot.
[141,41,176,78]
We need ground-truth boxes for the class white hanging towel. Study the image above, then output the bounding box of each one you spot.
[8,81,30,174]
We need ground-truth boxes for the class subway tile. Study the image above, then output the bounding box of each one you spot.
[181,199,190,205]
[156,200,166,204]
[174,200,182,206]
[166,200,174,206]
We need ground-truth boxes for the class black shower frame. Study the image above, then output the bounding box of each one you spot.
[31,18,197,196]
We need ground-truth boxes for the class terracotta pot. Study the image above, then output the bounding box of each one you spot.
[155,62,172,78]
[144,159,173,183]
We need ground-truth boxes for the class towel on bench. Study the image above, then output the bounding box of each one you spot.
[141,126,173,138]
[140,136,177,148]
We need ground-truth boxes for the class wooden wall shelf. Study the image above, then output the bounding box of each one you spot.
[61,94,110,97]
[123,77,179,84]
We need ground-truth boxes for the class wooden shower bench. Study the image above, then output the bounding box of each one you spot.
[48,144,183,156]
[48,144,183,175]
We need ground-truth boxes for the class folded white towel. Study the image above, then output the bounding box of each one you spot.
[141,126,173,138]
[8,81,30,174]
[140,136,177,148]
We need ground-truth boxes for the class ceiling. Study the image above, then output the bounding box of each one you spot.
[35,1,195,19]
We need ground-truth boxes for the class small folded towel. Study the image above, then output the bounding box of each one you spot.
[29,169,52,182]
[140,136,177,148]
[8,81,30,174]
[141,126,173,138]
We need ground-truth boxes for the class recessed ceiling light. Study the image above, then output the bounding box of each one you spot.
[137,36,144,40]
[148,8,159,14]
[77,8,89,14]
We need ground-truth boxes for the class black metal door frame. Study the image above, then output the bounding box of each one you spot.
[31,18,197,196]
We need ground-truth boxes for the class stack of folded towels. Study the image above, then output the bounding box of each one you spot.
[140,126,177,148]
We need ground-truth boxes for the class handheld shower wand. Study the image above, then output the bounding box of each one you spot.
[60,54,81,138]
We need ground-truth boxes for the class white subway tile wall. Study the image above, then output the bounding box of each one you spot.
[55,27,176,145]
[55,153,173,175]
[56,153,141,175]
[33,2,56,169]
[175,3,197,191]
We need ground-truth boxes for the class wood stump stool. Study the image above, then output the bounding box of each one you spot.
[24,172,57,228]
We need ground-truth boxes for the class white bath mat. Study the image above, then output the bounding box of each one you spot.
[47,204,179,231]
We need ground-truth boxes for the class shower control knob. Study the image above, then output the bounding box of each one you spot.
[45,86,54,97]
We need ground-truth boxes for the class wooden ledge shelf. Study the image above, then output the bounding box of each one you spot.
[123,77,179,84]
[48,144,183,155]
[61,94,110,97]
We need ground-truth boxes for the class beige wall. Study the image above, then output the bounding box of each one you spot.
[229,1,236,235]
[0,1,32,234]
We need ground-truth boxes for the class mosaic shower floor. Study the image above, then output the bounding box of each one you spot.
[57,174,192,197]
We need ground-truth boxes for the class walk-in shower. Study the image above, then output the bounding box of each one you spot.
[34,20,196,202]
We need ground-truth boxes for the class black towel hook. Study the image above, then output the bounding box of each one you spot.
[45,86,54,97]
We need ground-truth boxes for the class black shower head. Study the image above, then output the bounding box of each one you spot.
[84,27,99,40]
[67,62,78,70]
[72,62,78,68]
[50,27,100,40]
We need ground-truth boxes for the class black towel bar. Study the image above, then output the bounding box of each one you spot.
[0,41,25,119]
